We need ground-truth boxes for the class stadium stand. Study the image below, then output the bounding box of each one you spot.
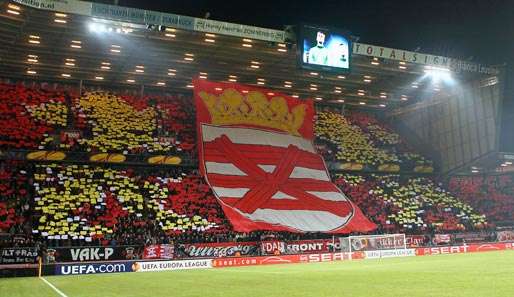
[335,174,487,233]
[0,161,32,236]
[0,83,67,150]
[32,163,229,246]
[315,111,398,165]
[0,83,503,248]
[449,175,514,225]
[315,111,432,169]
[74,92,195,154]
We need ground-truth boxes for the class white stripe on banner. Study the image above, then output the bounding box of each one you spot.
[290,167,330,181]
[206,162,247,176]
[271,191,296,200]
[205,162,329,181]
[211,187,346,202]
[306,191,347,201]
[211,187,249,198]
[244,209,351,232]
[202,124,315,153]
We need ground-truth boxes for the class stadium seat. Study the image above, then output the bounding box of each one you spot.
[449,175,514,224]
[335,173,487,233]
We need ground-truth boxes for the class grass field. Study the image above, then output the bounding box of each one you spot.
[2,251,514,297]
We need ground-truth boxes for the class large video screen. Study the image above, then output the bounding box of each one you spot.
[299,24,351,73]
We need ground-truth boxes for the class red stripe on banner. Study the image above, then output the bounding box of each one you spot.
[207,174,259,188]
[203,143,324,169]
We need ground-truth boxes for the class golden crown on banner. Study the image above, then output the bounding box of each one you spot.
[199,88,307,135]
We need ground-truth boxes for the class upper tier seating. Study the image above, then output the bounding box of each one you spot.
[315,111,432,168]
[0,84,195,155]
[0,83,67,149]
[449,175,514,224]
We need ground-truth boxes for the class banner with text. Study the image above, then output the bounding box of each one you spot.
[143,244,174,260]
[0,247,38,264]
[48,246,141,263]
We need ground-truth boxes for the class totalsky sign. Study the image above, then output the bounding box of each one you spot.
[354,43,498,75]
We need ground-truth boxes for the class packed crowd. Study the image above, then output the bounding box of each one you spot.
[31,163,229,246]
[73,92,195,154]
[0,83,195,156]
[0,161,32,235]
[449,175,514,224]
[315,112,398,165]
[315,111,432,168]
[0,83,67,149]
[336,174,487,233]
[0,83,507,250]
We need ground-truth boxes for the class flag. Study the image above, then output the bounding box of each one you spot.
[195,79,376,233]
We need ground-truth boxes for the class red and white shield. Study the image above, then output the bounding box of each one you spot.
[200,124,361,232]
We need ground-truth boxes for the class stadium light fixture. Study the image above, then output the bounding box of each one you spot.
[126,79,135,83]
[28,38,40,44]
[89,22,107,33]
[7,9,20,15]
[424,66,453,84]
[95,76,104,80]
[315,97,323,101]
[359,102,366,105]
[26,69,37,75]
[8,3,21,10]
[61,73,71,78]
[337,99,345,103]
[292,94,299,98]
[337,75,346,79]
[379,104,386,107]
[27,56,38,63]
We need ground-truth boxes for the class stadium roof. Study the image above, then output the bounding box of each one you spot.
[0,0,501,109]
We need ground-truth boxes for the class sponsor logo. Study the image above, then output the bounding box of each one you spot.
[57,262,131,275]
[70,247,114,261]
[260,256,292,264]
[365,249,415,259]
[134,259,212,272]
[299,252,350,262]
[182,243,257,258]
[420,245,469,255]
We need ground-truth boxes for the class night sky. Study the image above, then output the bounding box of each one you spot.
[111,0,514,65]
